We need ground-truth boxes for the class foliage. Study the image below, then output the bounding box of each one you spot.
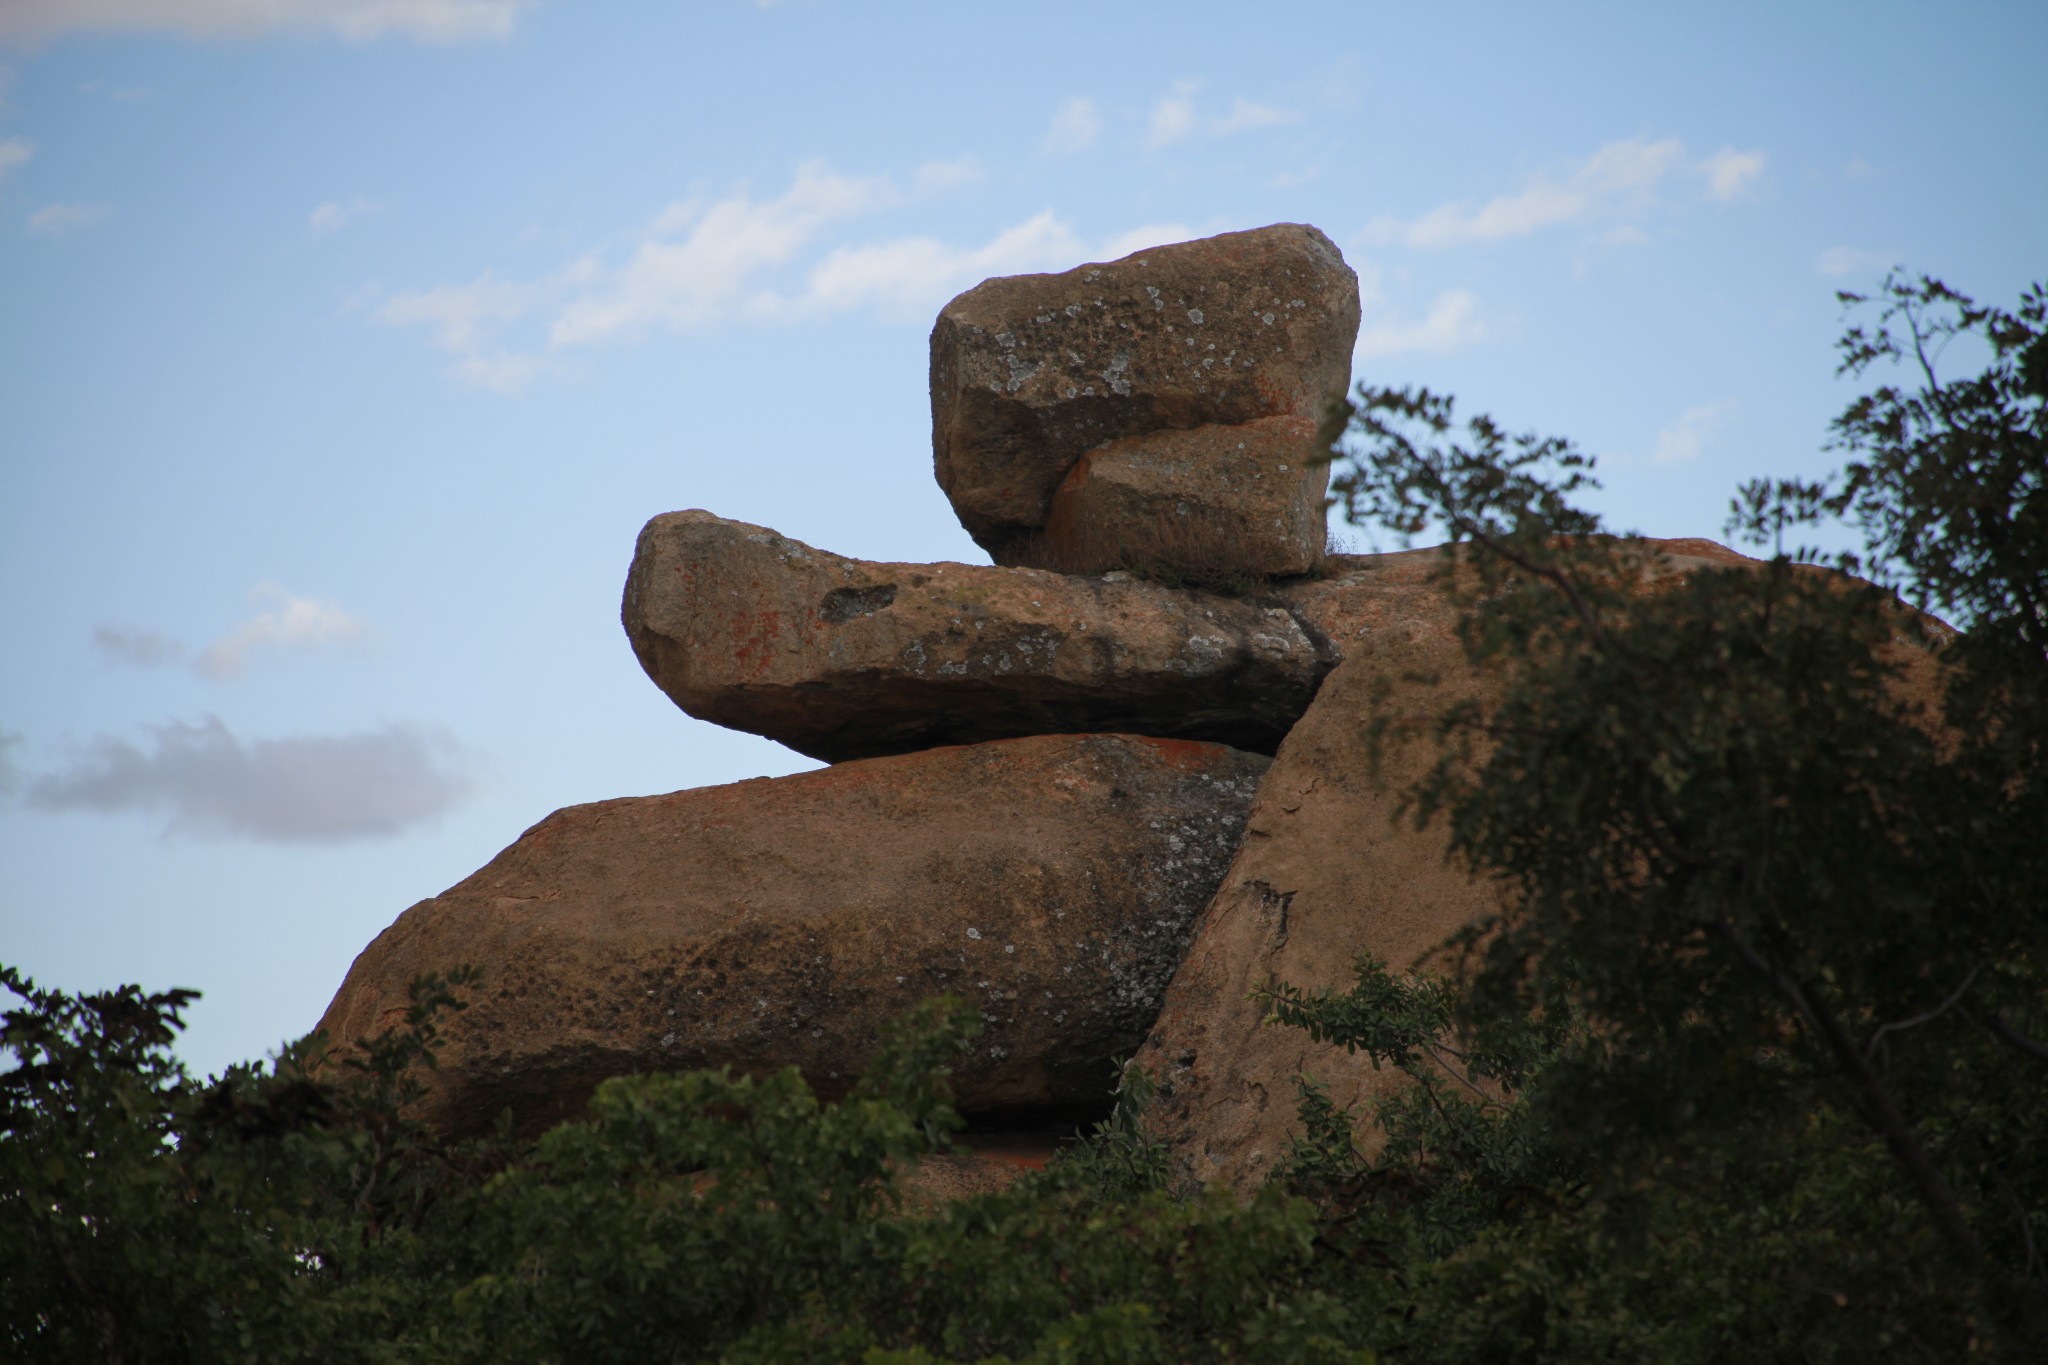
[1305,270,2047,1358]
[1,972,1378,1363]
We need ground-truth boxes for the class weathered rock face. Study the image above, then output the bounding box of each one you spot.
[1133,538,1828,1190]
[1132,547,1493,1190]
[315,732,1269,1139]
[622,509,1326,762]
[1034,415,1329,581]
[932,224,1359,564]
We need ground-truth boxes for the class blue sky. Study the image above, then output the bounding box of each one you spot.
[2,0,2042,1078]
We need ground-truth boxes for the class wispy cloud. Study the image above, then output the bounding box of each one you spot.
[310,197,382,235]
[27,202,110,236]
[1701,146,1765,201]
[197,585,368,679]
[1146,81,1200,148]
[374,271,555,352]
[0,135,31,185]
[0,0,536,43]
[93,625,187,669]
[1349,261,1487,362]
[95,584,369,679]
[1143,82,1297,149]
[781,210,1088,322]
[374,159,1189,389]
[1650,399,1738,466]
[547,162,894,346]
[912,156,981,195]
[1815,244,1902,279]
[21,717,476,843]
[0,730,21,795]
[1041,96,1101,157]
[1355,290,1484,359]
[1096,223,1198,261]
[1213,97,1299,134]
[1363,137,1763,249]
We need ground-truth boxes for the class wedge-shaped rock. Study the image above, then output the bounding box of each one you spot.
[1035,415,1329,581]
[314,733,1270,1139]
[622,510,1325,761]
[932,223,1360,562]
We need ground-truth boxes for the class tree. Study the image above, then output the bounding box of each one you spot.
[1291,272,2047,1357]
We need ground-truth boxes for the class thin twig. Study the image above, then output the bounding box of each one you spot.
[1864,963,1985,1063]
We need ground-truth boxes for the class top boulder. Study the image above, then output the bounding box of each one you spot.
[931,224,1361,565]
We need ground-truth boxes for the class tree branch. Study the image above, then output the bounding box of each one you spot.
[1704,919,1985,1275]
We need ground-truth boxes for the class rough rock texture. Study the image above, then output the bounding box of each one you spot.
[1035,415,1329,581]
[1136,538,1787,1190]
[623,509,1326,761]
[315,733,1269,1139]
[932,224,1360,563]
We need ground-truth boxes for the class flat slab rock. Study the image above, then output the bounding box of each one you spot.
[622,509,1327,762]
[314,733,1270,1139]
[932,223,1359,564]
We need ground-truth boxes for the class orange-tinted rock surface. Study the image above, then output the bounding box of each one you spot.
[315,733,1269,1139]
[1136,539,1799,1190]
[1033,415,1329,581]
[932,224,1359,563]
[622,509,1325,761]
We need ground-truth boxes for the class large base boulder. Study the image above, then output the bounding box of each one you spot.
[315,733,1269,1139]
[1132,548,1493,1190]
[931,224,1359,566]
[1136,538,1885,1190]
[623,509,1326,761]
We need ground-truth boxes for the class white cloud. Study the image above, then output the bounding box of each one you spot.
[310,196,381,234]
[375,160,1219,385]
[1355,290,1485,360]
[0,135,31,184]
[1701,146,1765,201]
[22,717,476,842]
[0,0,535,43]
[1213,97,1299,134]
[196,584,369,679]
[454,350,547,392]
[27,202,110,236]
[1815,244,1902,279]
[375,271,548,352]
[1096,222,1197,261]
[912,156,981,195]
[1041,95,1101,157]
[0,730,21,795]
[779,210,1089,322]
[548,162,893,346]
[1363,136,1761,249]
[1650,399,1738,466]
[1147,81,1199,148]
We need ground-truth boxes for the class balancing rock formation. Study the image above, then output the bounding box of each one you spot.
[933,223,1358,576]
[317,222,1738,1192]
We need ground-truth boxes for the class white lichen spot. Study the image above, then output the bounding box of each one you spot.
[966,927,982,940]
